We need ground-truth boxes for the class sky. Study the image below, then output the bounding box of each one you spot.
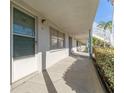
[94,0,113,23]
[92,0,114,42]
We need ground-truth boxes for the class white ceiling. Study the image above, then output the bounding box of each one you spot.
[19,0,99,43]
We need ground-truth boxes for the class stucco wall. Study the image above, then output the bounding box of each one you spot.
[45,33,69,69]
[13,56,37,82]
[38,19,69,70]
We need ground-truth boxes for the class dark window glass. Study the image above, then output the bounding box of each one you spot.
[13,8,35,37]
[13,35,35,57]
[13,8,35,58]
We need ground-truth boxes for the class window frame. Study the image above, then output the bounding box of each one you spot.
[50,28,58,49]
[12,6,37,59]
[50,27,65,50]
[58,31,65,48]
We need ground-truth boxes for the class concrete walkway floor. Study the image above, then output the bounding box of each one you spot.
[11,55,106,93]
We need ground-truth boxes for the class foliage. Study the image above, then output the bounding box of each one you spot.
[92,37,111,47]
[97,21,112,32]
[94,47,114,89]
[97,21,113,47]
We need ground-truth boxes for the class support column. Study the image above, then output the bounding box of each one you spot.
[88,29,92,58]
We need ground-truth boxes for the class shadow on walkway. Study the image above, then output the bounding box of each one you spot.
[63,56,105,93]
[43,70,57,93]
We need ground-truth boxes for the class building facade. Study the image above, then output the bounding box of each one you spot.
[10,0,98,84]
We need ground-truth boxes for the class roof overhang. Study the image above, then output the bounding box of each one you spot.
[12,0,99,43]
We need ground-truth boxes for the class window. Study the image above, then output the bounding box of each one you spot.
[13,8,35,58]
[50,27,65,50]
[58,32,65,48]
[50,28,58,49]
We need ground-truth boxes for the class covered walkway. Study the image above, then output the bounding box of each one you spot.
[11,54,106,93]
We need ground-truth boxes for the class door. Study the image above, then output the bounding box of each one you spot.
[69,36,72,55]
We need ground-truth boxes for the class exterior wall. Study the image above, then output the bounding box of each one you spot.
[45,33,69,69]
[37,19,69,70]
[11,1,70,82]
[13,57,37,82]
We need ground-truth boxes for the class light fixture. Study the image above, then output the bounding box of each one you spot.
[41,18,46,24]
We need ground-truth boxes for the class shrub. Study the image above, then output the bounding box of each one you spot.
[94,47,114,90]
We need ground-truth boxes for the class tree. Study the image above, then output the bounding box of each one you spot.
[97,21,112,47]
[105,21,112,31]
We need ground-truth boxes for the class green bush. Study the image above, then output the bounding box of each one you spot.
[92,37,111,47]
[94,47,114,90]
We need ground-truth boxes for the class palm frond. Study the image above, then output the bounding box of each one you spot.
[105,21,112,31]
[97,21,113,32]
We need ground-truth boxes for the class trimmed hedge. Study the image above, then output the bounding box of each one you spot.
[94,47,114,90]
